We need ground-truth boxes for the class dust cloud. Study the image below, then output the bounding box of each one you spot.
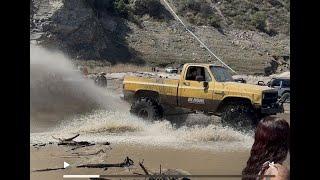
[30,45,127,131]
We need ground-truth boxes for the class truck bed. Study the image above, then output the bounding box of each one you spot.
[123,76,180,105]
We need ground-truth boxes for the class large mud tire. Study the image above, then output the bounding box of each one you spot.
[221,103,258,130]
[130,97,163,121]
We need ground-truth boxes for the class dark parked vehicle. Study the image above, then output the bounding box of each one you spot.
[267,78,290,102]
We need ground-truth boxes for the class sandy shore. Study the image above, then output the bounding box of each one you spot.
[31,144,250,180]
[31,142,289,180]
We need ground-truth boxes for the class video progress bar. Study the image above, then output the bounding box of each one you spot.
[63,175,100,178]
[63,174,275,178]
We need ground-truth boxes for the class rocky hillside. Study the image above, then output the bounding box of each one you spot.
[30,0,290,75]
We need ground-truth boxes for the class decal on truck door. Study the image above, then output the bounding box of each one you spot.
[187,97,205,104]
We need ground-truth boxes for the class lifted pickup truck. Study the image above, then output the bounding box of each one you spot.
[122,63,284,129]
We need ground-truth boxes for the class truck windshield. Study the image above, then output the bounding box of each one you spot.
[210,66,234,82]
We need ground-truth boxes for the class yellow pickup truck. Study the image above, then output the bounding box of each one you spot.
[122,63,284,128]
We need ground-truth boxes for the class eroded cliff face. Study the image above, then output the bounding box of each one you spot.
[30,0,142,64]
[30,0,289,75]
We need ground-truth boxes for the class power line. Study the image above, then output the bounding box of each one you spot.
[161,0,237,73]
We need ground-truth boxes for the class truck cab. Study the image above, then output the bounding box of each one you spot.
[176,64,279,114]
[177,64,227,112]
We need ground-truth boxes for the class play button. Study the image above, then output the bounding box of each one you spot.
[64,162,70,168]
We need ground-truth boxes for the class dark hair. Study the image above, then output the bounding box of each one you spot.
[242,116,290,180]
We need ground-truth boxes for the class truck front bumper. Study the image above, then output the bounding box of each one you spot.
[261,103,284,115]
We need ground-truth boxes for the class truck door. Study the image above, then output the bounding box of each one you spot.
[178,66,215,111]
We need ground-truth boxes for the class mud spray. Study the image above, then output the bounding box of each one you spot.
[30,45,254,151]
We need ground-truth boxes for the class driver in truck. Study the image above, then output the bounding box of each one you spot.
[195,67,205,81]
[186,67,205,81]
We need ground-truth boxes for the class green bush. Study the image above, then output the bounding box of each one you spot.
[133,0,163,17]
[250,11,267,31]
[179,0,212,15]
[185,0,202,12]
[199,2,214,18]
[114,0,129,17]
[177,0,221,28]
[208,14,222,28]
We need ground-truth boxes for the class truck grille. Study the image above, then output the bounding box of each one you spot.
[262,91,278,107]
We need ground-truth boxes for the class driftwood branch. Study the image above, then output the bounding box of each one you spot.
[52,134,110,149]
[133,172,144,175]
[46,134,111,152]
[32,142,54,149]
[52,134,96,148]
[33,167,65,172]
[58,141,93,146]
[51,136,62,141]
[52,134,80,143]
[64,134,80,141]
[77,156,134,169]
[139,160,150,175]
[32,143,46,147]
[32,143,47,149]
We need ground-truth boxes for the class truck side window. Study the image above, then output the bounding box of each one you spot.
[210,66,234,82]
[186,66,205,81]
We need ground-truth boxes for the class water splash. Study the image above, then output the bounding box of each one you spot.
[30,45,253,151]
[31,110,253,151]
